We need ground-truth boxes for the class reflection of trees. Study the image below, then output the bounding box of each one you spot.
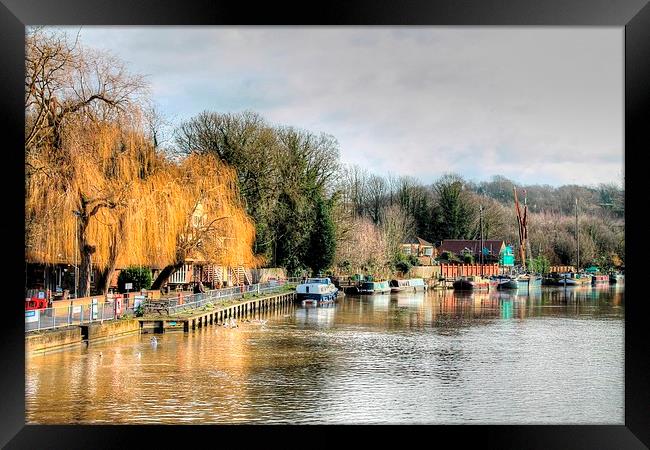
[521,286,624,319]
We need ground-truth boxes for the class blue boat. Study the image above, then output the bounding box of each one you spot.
[295,278,339,303]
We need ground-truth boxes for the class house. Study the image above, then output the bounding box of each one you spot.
[401,237,437,265]
[167,261,251,290]
[438,239,509,265]
[164,201,253,290]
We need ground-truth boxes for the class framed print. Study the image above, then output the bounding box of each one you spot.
[1,0,648,448]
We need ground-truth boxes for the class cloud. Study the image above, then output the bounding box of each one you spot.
[55,26,623,186]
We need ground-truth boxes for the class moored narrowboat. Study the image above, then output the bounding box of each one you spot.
[408,278,427,291]
[557,273,591,287]
[389,279,409,293]
[609,273,624,284]
[591,274,609,285]
[493,275,518,290]
[453,276,490,291]
[516,274,542,288]
[359,280,391,294]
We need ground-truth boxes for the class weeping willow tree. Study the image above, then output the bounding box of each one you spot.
[26,118,260,296]
[149,153,262,289]
[25,28,259,297]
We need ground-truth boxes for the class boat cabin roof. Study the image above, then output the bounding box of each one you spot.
[302,277,331,284]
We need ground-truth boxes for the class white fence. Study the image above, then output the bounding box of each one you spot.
[25,278,301,332]
[25,300,135,333]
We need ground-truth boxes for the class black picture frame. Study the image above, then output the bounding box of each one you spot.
[1,0,647,448]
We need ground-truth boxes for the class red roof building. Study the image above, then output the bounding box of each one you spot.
[439,239,506,261]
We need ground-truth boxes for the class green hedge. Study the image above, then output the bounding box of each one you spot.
[118,266,153,293]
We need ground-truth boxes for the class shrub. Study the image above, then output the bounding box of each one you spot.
[529,255,551,274]
[408,254,419,266]
[439,251,461,263]
[393,253,419,274]
[395,259,411,274]
[118,266,153,293]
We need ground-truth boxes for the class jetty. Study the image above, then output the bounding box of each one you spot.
[138,291,296,333]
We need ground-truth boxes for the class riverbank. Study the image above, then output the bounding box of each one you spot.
[26,319,141,355]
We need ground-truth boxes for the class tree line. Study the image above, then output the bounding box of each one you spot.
[332,169,624,273]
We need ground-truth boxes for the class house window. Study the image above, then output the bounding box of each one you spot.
[404,246,412,255]
[423,247,433,256]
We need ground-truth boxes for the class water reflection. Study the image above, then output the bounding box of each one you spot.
[27,286,624,424]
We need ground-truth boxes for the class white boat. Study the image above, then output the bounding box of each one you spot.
[408,278,427,291]
[516,274,542,287]
[295,277,339,303]
[389,279,410,293]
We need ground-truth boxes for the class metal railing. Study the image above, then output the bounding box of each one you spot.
[164,280,298,316]
[25,280,299,331]
[25,300,133,333]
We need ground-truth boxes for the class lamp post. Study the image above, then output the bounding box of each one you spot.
[73,211,81,299]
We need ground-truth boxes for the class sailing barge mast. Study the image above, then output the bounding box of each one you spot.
[514,187,529,271]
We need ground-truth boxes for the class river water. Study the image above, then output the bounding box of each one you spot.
[26,285,624,424]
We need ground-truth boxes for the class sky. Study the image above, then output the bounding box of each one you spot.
[54,26,624,187]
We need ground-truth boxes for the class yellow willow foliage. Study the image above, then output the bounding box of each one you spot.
[26,120,261,270]
[173,154,262,268]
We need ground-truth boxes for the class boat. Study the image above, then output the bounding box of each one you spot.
[516,274,542,288]
[609,273,624,284]
[557,273,590,287]
[389,279,409,293]
[359,280,391,294]
[453,276,490,291]
[591,274,609,285]
[542,274,558,286]
[295,277,339,303]
[556,273,577,286]
[558,275,578,286]
[492,275,518,290]
[344,285,360,294]
[576,274,592,286]
[408,278,428,291]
